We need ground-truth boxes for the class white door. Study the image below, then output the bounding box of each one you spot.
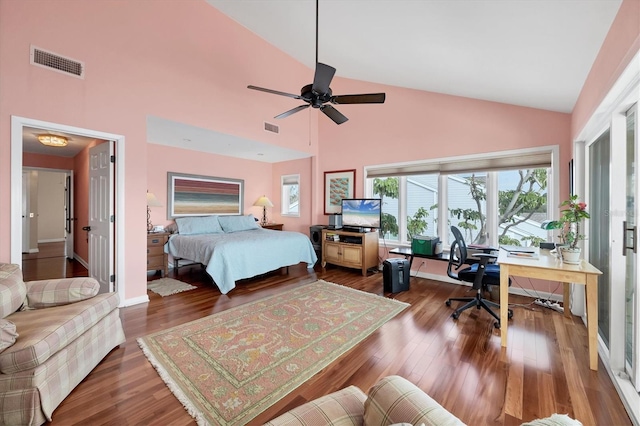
[88,142,114,293]
[64,172,74,259]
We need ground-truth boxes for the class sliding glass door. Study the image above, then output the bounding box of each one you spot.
[589,130,611,347]
[625,105,640,392]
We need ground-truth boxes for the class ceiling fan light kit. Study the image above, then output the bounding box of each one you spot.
[247,0,385,125]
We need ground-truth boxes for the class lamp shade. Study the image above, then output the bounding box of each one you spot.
[147,192,162,207]
[253,196,273,207]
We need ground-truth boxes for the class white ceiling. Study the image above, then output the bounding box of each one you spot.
[21,1,623,162]
[207,0,622,113]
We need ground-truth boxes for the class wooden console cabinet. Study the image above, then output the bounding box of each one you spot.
[321,229,379,276]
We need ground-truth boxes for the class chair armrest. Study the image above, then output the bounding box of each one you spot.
[474,253,497,261]
[24,277,100,309]
[264,385,366,425]
[364,376,466,426]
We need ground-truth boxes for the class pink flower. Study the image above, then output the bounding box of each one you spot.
[577,202,587,210]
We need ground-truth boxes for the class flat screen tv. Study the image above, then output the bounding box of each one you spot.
[341,198,382,230]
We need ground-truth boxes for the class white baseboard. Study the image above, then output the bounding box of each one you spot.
[122,294,149,307]
[411,270,562,303]
[38,238,65,243]
[24,248,39,254]
[73,254,88,269]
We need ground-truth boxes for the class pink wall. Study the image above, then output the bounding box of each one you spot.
[1,0,633,303]
[23,152,74,170]
[0,0,312,302]
[146,144,274,227]
[572,0,640,137]
[313,77,573,224]
[271,157,315,235]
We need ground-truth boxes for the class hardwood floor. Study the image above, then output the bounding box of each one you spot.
[26,260,630,425]
[21,242,88,281]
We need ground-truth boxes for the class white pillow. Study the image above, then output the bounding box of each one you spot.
[218,214,260,233]
[175,216,223,235]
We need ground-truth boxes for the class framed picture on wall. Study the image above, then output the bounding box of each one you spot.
[324,169,356,214]
[167,172,244,218]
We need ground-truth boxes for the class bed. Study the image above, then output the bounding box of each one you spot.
[165,215,318,294]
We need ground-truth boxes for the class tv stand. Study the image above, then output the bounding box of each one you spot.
[321,229,379,276]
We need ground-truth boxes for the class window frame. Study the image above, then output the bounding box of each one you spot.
[364,146,560,249]
[280,174,300,217]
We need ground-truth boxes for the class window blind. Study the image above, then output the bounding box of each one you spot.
[282,175,299,185]
[366,151,552,178]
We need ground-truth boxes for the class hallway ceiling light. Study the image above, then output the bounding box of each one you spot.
[38,134,68,147]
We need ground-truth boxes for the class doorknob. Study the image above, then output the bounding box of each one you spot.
[623,220,636,255]
[82,226,91,232]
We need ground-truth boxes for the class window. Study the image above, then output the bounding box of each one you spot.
[366,147,557,249]
[281,174,299,217]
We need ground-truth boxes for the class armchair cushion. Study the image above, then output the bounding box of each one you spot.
[0,264,27,319]
[0,293,119,374]
[24,277,100,309]
[363,376,465,426]
[264,385,367,426]
[0,319,18,352]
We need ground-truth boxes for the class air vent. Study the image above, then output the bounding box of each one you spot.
[30,45,85,79]
[264,122,279,134]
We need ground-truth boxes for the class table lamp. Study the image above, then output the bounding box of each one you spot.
[146,192,163,232]
[253,195,273,225]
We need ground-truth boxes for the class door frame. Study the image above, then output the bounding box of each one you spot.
[575,50,640,424]
[10,116,126,306]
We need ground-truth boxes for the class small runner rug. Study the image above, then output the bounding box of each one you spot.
[137,279,409,425]
[147,278,197,297]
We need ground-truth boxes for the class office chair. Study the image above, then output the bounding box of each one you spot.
[445,226,512,328]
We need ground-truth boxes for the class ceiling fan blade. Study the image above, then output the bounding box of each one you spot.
[274,104,310,119]
[312,63,336,95]
[320,105,348,125]
[331,93,386,104]
[247,85,302,100]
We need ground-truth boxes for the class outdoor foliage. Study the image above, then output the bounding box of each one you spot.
[452,169,547,245]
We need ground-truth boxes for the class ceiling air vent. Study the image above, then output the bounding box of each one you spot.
[264,122,279,134]
[30,45,85,79]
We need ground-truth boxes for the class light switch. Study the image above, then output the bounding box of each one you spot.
[29,213,34,218]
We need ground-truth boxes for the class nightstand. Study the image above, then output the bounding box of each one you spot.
[262,223,284,231]
[147,232,169,276]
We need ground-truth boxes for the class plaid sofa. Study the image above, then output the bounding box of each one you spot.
[0,263,126,425]
[264,375,583,426]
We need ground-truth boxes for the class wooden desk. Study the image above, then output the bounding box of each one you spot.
[498,249,602,370]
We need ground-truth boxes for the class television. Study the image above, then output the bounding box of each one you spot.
[341,198,382,231]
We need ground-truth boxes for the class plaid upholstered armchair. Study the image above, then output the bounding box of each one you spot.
[0,263,125,425]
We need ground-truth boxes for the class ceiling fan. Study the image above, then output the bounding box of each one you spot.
[247,0,386,125]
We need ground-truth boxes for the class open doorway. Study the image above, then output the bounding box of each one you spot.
[20,167,85,281]
[10,116,127,303]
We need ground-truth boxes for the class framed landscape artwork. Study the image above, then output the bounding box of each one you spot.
[167,172,244,218]
[324,169,356,214]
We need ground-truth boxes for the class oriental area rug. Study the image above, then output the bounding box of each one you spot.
[137,280,409,426]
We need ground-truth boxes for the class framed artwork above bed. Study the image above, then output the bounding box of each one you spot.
[167,172,244,218]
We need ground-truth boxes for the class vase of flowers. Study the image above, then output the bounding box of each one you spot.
[545,194,590,264]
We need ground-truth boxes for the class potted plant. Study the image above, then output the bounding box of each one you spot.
[544,194,590,263]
